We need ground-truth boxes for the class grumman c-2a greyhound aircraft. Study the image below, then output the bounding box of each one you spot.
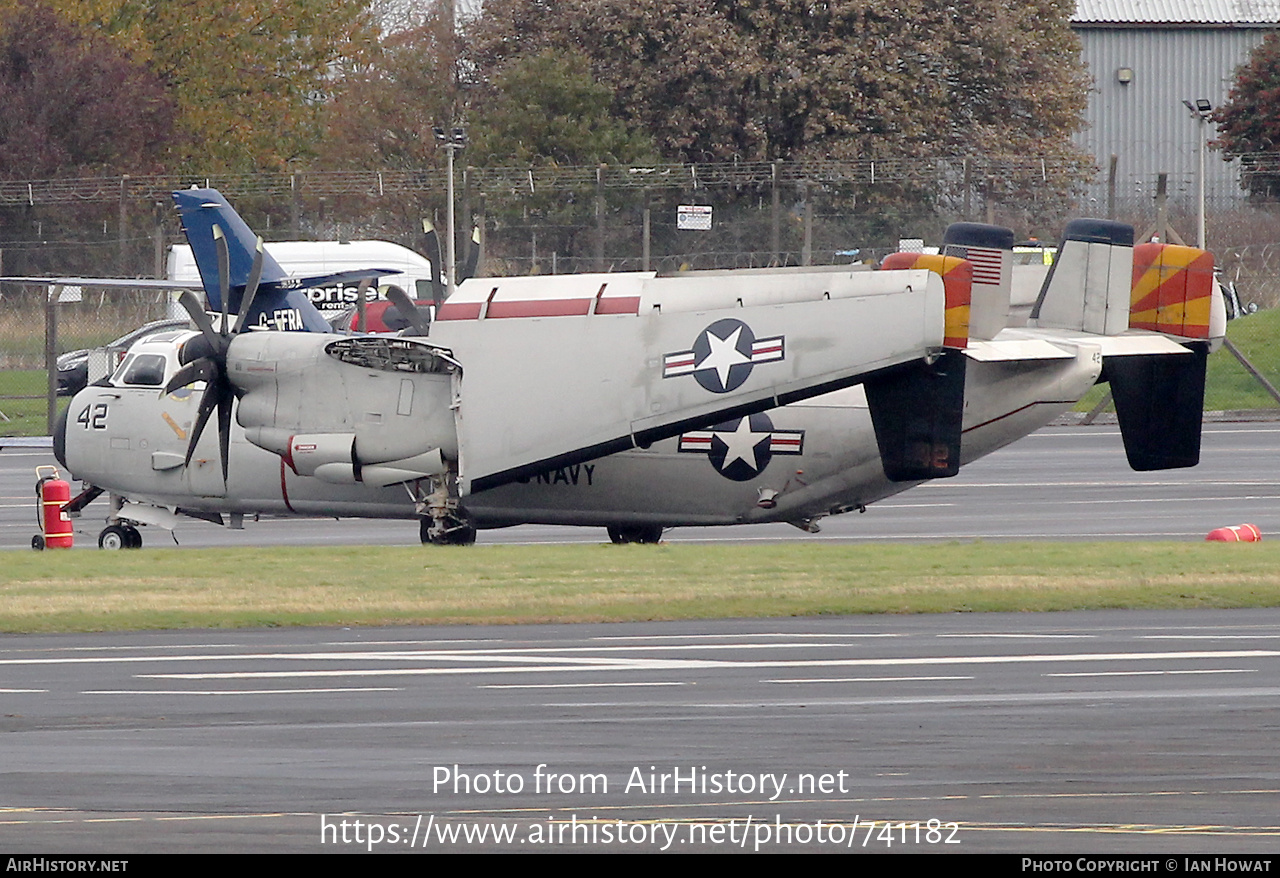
[46,188,1223,547]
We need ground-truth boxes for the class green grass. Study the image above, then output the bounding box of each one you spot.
[0,370,51,436]
[1205,307,1280,410]
[3,541,1279,633]
[1072,306,1280,413]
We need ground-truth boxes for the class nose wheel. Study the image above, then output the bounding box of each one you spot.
[99,523,142,549]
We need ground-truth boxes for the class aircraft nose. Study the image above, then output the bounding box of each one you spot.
[52,401,70,470]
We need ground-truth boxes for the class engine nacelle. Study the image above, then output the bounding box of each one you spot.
[229,332,461,471]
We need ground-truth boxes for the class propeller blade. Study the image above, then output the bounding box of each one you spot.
[183,380,223,467]
[175,290,219,353]
[422,219,444,306]
[458,226,480,282]
[233,236,266,335]
[214,225,230,337]
[216,381,233,484]
[355,277,369,333]
[385,287,430,336]
[163,357,218,396]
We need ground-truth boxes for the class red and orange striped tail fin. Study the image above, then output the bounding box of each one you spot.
[880,252,971,349]
[1130,243,1221,340]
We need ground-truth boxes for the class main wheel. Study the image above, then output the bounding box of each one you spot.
[31,534,45,551]
[606,524,664,544]
[123,525,143,549]
[420,514,477,546]
[99,524,130,550]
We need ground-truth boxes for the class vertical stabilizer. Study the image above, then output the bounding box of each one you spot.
[942,223,1013,340]
[172,189,290,306]
[879,252,971,349]
[1130,243,1222,341]
[171,188,331,332]
[1106,241,1221,471]
[871,250,975,480]
[1031,219,1133,335]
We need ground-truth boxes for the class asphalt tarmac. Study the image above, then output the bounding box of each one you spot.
[3,423,1279,854]
[2,610,1278,853]
[4,422,1280,549]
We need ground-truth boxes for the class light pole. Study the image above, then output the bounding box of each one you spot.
[1182,98,1212,249]
[433,126,468,299]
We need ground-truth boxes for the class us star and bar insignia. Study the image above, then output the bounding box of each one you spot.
[663,318,785,393]
[678,413,804,481]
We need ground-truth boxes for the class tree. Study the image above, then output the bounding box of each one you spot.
[0,3,175,178]
[315,6,459,171]
[466,0,1090,166]
[468,51,658,167]
[1213,31,1280,199]
[0,0,380,173]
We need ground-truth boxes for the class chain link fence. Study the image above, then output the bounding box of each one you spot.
[3,156,1280,435]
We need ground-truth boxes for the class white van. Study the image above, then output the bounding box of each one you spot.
[167,240,436,319]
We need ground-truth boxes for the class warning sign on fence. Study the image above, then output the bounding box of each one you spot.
[677,205,713,231]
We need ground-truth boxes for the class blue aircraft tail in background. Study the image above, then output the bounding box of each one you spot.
[172,187,397,333]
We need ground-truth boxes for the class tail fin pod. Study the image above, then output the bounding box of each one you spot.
[942,223,1014,340]
[1031,219,1134,336]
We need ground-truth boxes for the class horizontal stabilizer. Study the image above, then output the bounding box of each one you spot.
[0,276,204,292]
[288,268,402,291]
[963,338,1074,361]
[864,350,966,481]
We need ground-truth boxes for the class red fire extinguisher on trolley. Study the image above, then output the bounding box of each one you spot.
[33,465,73,550]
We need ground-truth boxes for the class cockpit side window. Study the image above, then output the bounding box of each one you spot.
[120,353,168,386]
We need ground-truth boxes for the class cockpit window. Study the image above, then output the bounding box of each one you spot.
[120,353,168,386]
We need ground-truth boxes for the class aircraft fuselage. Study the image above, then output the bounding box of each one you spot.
[57,339,1101,532]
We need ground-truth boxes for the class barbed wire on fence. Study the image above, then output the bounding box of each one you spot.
[0,153,1179,206]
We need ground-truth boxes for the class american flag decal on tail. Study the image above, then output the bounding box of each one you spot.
[947,245,1004,285]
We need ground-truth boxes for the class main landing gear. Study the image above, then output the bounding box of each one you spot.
[606,524,664,545]
[98,523,143,549]
[419,510,476,546]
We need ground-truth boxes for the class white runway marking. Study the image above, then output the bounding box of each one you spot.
[135,648,1280,681]
[764,675,973,684]
[1043,669,1257,678]
[1141,635,1280,640]
[479,682,687,690]
[83,687,404,695]
[590,633,900,641]
[937,634,1095,639]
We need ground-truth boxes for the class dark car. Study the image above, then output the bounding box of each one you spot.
[56,318,191,396]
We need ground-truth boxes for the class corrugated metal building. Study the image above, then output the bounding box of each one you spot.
[1072,1,1280,212]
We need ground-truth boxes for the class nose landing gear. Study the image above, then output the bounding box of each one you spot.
[98,523,143,549]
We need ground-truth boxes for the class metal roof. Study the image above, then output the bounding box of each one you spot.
[1073,0,1280,25]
